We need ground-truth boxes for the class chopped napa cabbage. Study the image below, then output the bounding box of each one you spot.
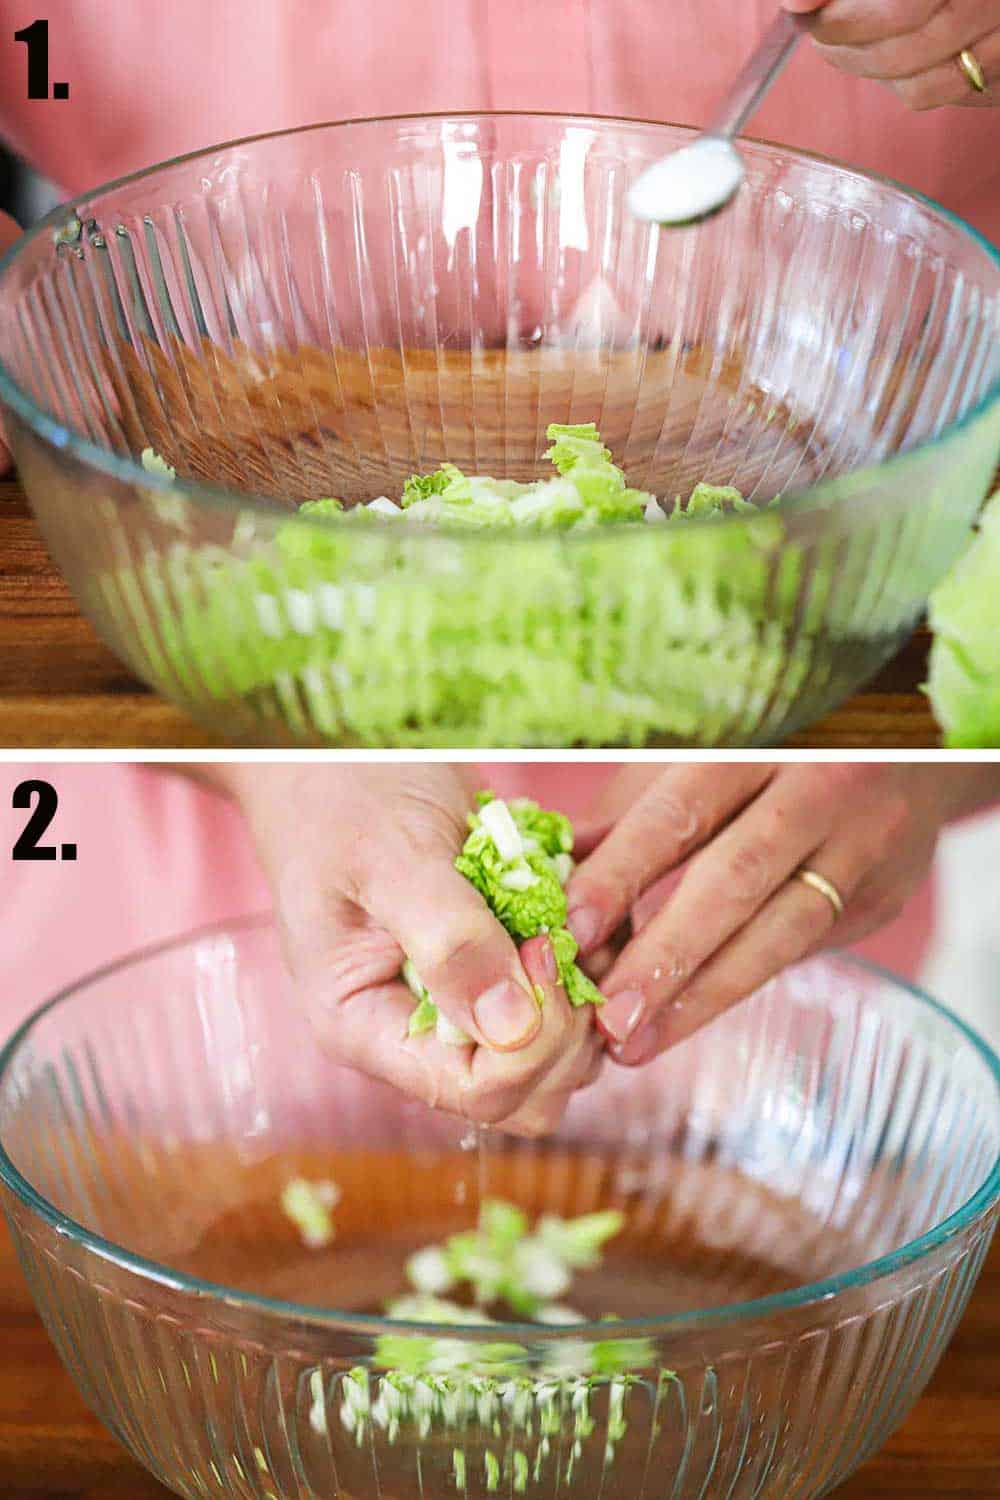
[386,1293,493,1325]
[365,422,752,534]
[140,446,176,481]
[308,1369,328,1436]
[279,1176,341,1248]
[361,1192,658,1477]
[543,421,613,473]
[140,445,193,532]
[405,1246,454,1297]
[402,959,470,1046]
[402,792,599,1040]
[399,1197,623,1322]
[299,496,344,518]
[327,1152,673,1474]
[391,422,654,531]
[454,793,573,940]
[682,482,757,518]
[535,1211,626,1270]
[926,492,1000,748]
[400,463,464,507]
[116,429,848,749]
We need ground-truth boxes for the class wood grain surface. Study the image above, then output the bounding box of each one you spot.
[0,1218,996,1498]
[0,475,940,751]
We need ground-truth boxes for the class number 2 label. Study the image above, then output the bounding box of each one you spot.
[11,781,77,861]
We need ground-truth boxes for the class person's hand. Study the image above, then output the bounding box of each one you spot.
[0,211,21,473]
[566,763,998,1067]
[213,764,602,1136]
[786,0,998,108]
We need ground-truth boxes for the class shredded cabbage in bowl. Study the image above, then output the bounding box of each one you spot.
[115,420,951,747]
[927,492,1000,748]
[119,424,825,747]
[401,791,602,1046]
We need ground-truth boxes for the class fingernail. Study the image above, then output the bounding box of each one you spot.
[474,979,542,1051]
[597,988,645,1045]
[536,935,559,987]
[567,905,603,954]
[611,1016,661,1067]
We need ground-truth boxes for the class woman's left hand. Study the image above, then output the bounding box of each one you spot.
[786,0,998,109]
[566,763,998,1067]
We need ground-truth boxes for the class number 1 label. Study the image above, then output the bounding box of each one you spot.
[14,19,70,99]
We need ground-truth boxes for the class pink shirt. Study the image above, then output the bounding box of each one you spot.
[2,764,932,1033]
[0,1,997,246]
[0,9,967,1028]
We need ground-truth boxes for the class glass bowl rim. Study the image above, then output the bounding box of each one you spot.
[0,913,998,1341]
[0,109,997,546]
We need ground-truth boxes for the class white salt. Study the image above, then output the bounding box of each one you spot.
[629,137,745,226]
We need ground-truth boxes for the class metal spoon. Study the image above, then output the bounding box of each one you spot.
[629,9,808,227]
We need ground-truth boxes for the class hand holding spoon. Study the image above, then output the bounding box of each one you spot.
[628,9,809,226]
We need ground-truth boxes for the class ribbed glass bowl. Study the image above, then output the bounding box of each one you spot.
[0,920,998,1499]
[0,115,998,746]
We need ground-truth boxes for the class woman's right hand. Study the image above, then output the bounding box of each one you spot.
[786,0,998,110]
[213,764,602,1137]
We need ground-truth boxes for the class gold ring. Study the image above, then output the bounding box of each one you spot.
[958,48,987,94]
[796,868,845,921]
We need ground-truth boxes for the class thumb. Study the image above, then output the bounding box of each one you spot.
[0,211,21,474]
[233,762,544,1057]
[366,859,543,1054]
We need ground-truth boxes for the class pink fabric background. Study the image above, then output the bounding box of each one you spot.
[0,1,997,245]
[1,764,932,1031]
[0,5,966,1033]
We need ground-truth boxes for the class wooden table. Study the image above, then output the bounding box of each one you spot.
[0,1219,996,1499]
[0,474,940,750]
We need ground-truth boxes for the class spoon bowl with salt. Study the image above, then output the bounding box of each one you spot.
[629,9,808,226]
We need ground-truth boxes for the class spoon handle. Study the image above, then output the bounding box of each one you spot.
[707,10,808,140]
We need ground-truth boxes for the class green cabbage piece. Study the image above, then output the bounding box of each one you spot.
[454,794,571,939]
[405,791,601,1040]
[543,421,613,474]
[534,1211,625,1271]
[365,1191,659,1484]
[298,496,343,518]
[405,991,439,1038]
[547,927,604,1008]
[106,494,812,747]
[394,424,654,531]
[400,463,463,507]
[505,797,574,857]
[399,1197,622,1321]
[140,446,176,480]
[926,492,1000,747]
[110,427,873,748]
[682,482,757,518]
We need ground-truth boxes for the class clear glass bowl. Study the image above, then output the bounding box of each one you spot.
[0,919,997,1499]
[0,114,998,746]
